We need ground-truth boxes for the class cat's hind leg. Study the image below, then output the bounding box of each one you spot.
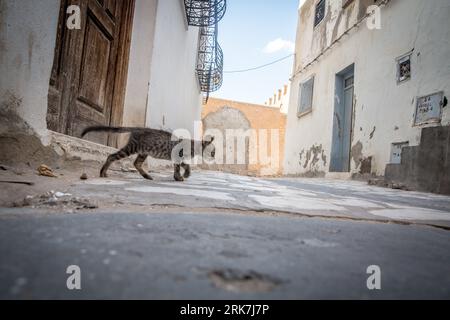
[100,147,132,178]
[134,154,153,180]
[181,162,191,179]
[174,164,184,182]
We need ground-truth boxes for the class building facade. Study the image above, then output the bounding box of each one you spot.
[1,0,226,154]
[202,98,286,176]
[284,0,450,183]
[264,84,290,114]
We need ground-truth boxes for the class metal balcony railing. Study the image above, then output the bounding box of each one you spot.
[184,0,226,102]
[196,25,223,94]
[184,0,226,27]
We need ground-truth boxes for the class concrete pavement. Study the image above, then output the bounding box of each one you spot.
[0,170,449,299]
[60,170,450,227]
[0,210,449,299]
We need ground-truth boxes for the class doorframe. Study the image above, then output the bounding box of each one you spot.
[330,64,355,172]
[108,0,136,147]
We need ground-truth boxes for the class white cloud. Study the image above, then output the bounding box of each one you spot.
[263,38,295,54]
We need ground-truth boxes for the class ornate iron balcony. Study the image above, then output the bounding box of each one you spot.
[184,0,227,27]
[196,25,223,94]
[185,0,226,101]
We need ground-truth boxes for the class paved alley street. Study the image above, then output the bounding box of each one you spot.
[0,170,449,299]
[2,0,450,306]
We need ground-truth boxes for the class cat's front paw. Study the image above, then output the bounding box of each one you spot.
[142,174,153,180]
[174,175,185,182]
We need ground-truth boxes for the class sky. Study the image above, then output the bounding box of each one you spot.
[211,0,300,105]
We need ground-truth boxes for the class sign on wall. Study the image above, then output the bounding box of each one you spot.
[390,142,409,164]
[414,92,444,126]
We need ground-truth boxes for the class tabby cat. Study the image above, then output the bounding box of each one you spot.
[81,126,215,181]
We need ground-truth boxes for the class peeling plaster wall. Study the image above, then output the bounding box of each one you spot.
[0,0,60,144]
[284,0,450,176]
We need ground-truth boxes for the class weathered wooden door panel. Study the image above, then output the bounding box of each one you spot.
[104,0,119,19]
[47,0,135,146]
[77,15,113,113]
[68,0,122,144]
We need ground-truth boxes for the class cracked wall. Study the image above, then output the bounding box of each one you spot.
[0,0,60,143]
[298,144,327,176]
[284,0,450,176]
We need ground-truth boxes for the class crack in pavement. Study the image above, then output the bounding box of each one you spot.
[180,205,450,231]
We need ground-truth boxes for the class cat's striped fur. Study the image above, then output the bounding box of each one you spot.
[82,126,215,181]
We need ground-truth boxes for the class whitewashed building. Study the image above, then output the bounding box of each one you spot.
[284,0,450,189]
[264,84,291,114]
[1,0,225,151]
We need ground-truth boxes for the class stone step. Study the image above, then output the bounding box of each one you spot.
[49,131,174,171]
[385,125,450,195]
[49,131,135,169]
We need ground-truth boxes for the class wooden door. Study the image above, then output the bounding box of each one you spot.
[47,0,135,146]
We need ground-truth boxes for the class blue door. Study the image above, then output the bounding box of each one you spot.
[330,66,354,172]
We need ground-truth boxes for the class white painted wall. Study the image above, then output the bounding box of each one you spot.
[122,0,158,129]
[0,0,59,143]
[264,84,290,114]
[284,0,450,176]
[145,0,203,136]
[1,0,202,150]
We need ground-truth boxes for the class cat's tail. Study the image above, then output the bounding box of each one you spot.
[81,126,139,137]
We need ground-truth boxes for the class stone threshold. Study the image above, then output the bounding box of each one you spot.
[49,131,172,171]
[50,131,121,161]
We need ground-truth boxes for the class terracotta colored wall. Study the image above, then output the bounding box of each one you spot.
[202,98,287,176]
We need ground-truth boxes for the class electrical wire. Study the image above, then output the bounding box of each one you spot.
[224,53,294,74]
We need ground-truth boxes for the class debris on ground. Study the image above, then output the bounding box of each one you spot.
[368,178,384,186]
[37,165,57,178]
[15,190,98,211]
[80,173,88,180]
[368,178,410,191]
[389,183,410,191]
[208,268,282,293]
[54,192,72,198]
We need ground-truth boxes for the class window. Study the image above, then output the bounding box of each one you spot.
[298,76,315,116]
[396,53,411,84]
[344,75,354,88]
[314,0,326,27]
